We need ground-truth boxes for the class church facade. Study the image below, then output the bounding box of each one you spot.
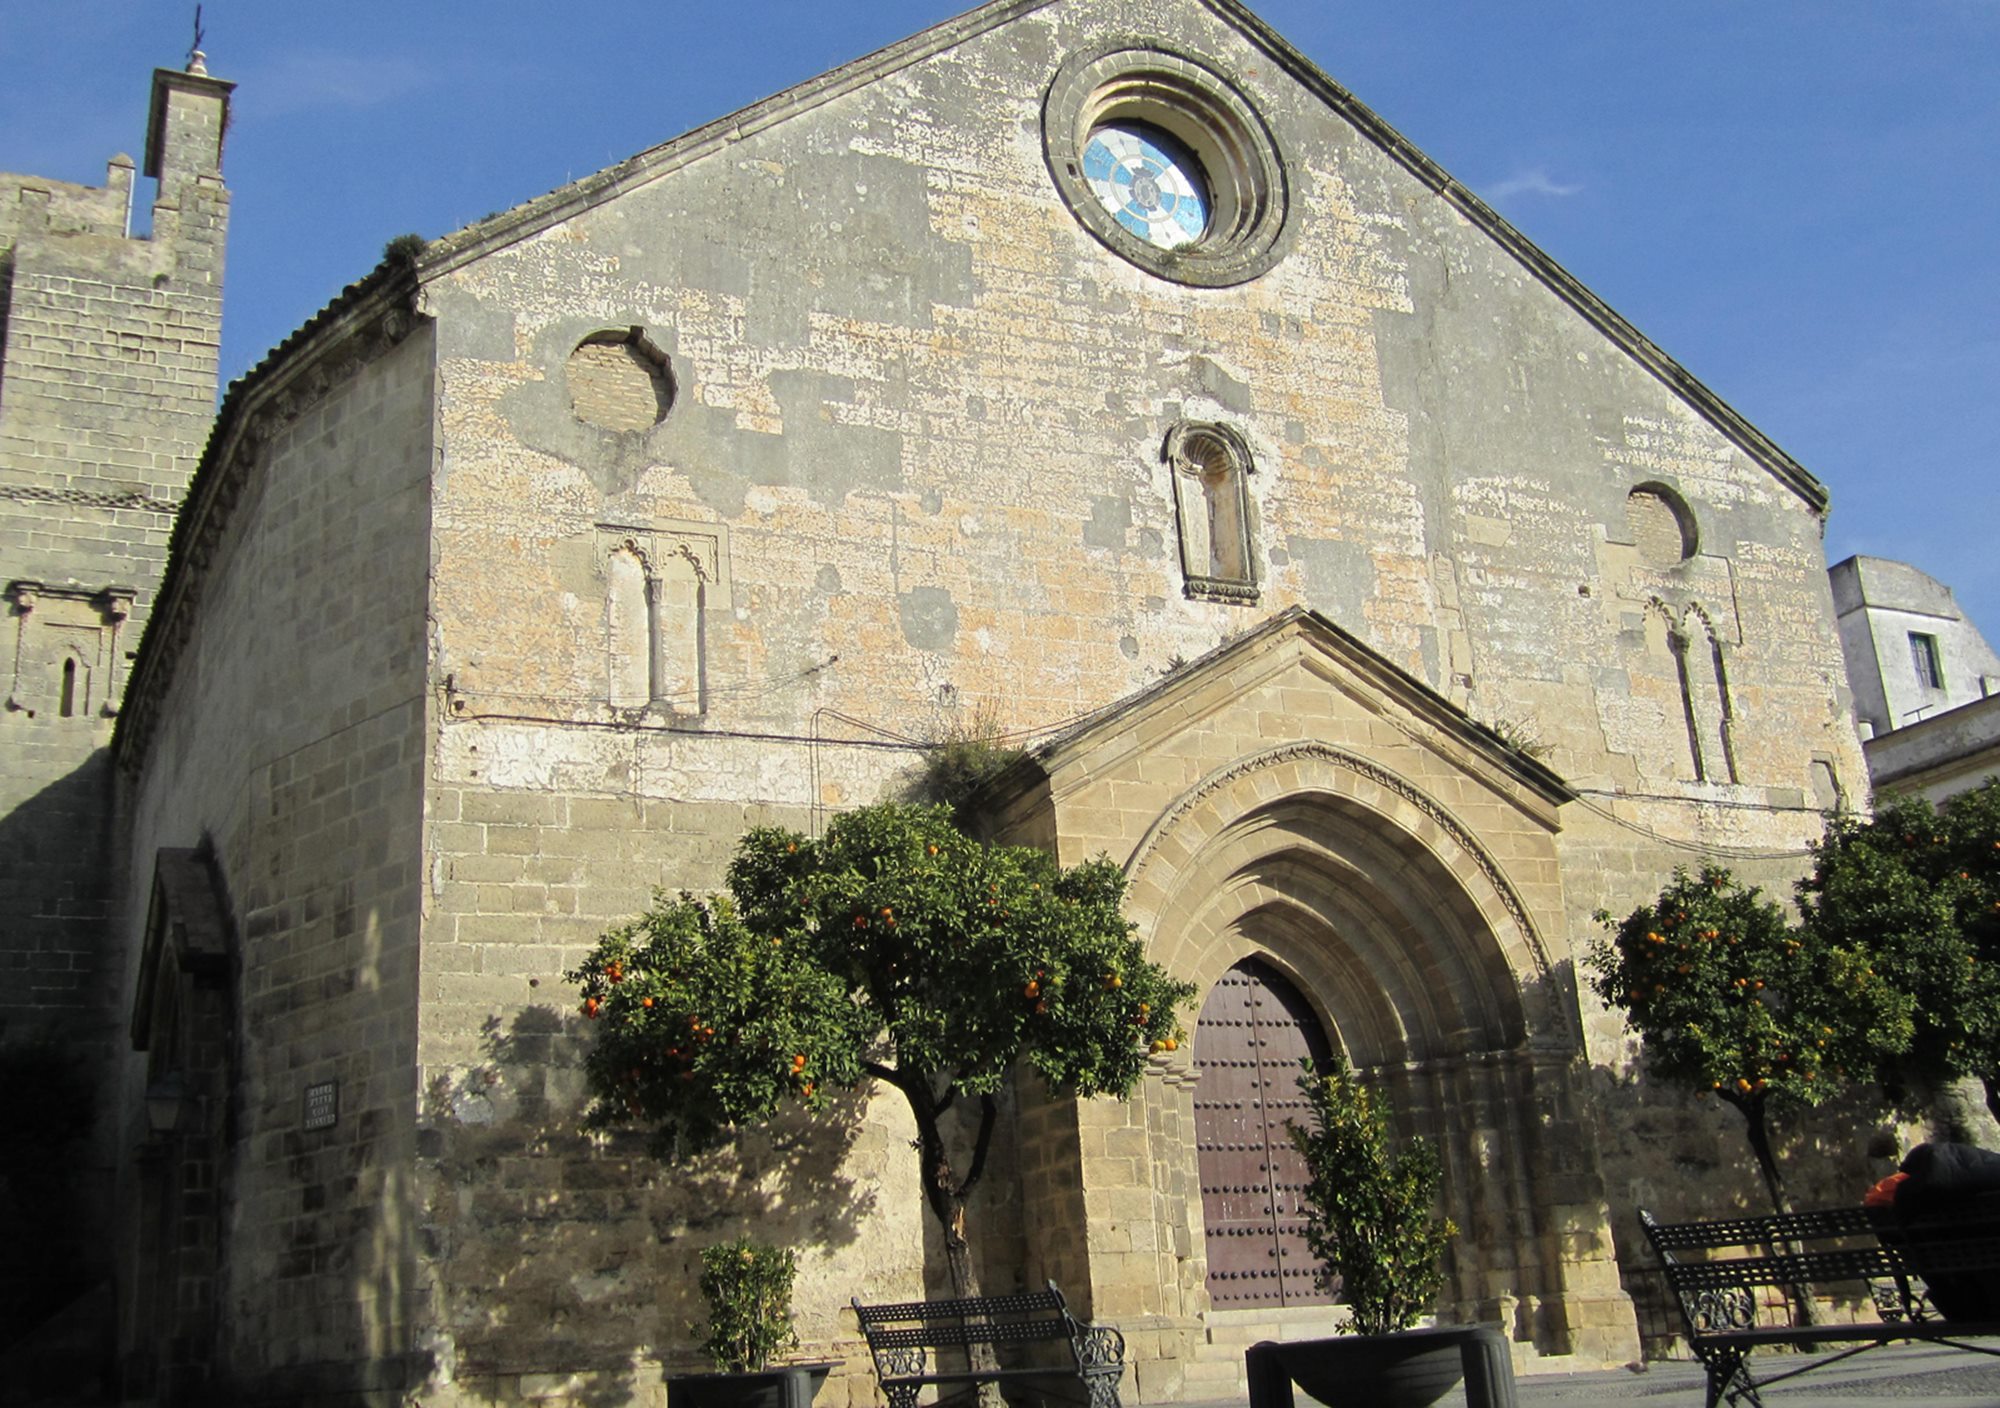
[8,1,1877,1403]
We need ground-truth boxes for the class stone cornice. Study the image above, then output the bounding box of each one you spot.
[1025,607,1575,822]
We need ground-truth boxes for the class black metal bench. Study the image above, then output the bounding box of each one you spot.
[851,1282,1124,1408]
[1641,1204,2000,1407]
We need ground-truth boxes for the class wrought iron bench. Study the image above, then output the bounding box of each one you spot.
[1641,1204,2000,1407]
[852,1281,1124,1408]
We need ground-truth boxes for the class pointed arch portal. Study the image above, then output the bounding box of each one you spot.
[1006,621,1640,1379]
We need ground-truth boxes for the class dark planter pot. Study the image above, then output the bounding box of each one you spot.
[667,1362,834,1408]
[1246,1327,1516,1408]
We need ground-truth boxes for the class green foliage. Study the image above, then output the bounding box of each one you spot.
[1484,716,1551,761]
[696,1237,798,1373]
[381,232,427,267]
[1799,781,2000,1098]
[909,710,1023,825]
[1288,1053,1457,1336]
[568,803,1195,1153]
[567,893,868,1157]
[1588,867,1911,1116]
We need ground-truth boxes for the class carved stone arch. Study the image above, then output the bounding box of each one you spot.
[1078,744,1636,1358]
[127,847,238,1403]
[1124,742,1559,1023]
[1175,900,1397,1065]
[609,533,654,575]
[1160,826,1527,1064]
[1164,421,1258,604]
[670,538,711,583]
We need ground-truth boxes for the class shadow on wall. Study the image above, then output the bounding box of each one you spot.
[1581,1038,1905,1353]
[0,752,119,1361]
[0,1042,100,1354]
[416,1004,880,1407]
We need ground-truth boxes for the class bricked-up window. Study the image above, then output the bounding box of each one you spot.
[1910,632,1945,691]
[567,327,674,432]
[1626,484,1698,567]
[1167,422,1257,603]
[599,525,714,716]
[1651,599,1739,785]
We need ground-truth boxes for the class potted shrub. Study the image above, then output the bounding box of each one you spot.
[667,1238,832,1408]
[1250,1054,1481,1408]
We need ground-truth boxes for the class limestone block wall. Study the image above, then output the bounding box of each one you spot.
[115,325,433,1395]
[416,0,1858,854]
[408,762,1044,1404]
[401,0,1864,1384]
[0,65,231,1332]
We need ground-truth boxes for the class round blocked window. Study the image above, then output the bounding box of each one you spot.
[1045,45,1289,286]
[1626,483,1698,566]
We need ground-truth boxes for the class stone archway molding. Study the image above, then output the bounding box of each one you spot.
[1124,740,1556,988]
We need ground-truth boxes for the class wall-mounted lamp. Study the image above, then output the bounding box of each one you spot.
[144,1071,186,1136]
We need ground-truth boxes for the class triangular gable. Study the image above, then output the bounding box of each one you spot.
[1002,605,1574,830]
[416,0,1824,512]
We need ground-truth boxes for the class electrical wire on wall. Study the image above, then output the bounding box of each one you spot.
[1568,787,1821,861]
[437,666,1830,860]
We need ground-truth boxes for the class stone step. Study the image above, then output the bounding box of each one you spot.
[1200,1307,1350,1348]
[1178,1357,1247,1390]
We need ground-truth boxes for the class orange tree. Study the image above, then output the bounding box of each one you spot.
[1588,867,1911,1215]
[1799,781,2000,1121]
[567,802,1195,1296]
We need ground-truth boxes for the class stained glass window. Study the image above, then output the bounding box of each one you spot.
[1081,121,1210,250]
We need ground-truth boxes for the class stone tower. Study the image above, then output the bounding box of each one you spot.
[0,53,231,1382]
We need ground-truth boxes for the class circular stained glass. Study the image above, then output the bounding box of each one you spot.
[1081,121,1210,250]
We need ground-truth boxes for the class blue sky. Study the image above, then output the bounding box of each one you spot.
[6,1,1997,633]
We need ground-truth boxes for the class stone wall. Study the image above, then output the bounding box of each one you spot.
[405,0,1866,1382]
[114,324,434,1398]
[394,0,1872,1384]
[94,0,1876,1398]
[0,64,230,1342]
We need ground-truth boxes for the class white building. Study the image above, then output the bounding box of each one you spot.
[1831,554,2000,802]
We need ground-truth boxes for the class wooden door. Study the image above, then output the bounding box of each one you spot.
[1194,958,1333,1308]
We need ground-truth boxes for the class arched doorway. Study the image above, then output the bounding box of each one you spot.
[1194,957,1332,1308]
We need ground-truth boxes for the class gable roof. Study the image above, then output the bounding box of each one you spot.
[117,0,1828,769]
[417,0,1827,512]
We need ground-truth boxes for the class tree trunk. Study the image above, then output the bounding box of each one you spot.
[903,1081,1001,1405]
[1739,1099,1789,1216]
[908,1089,982,1299]
[1934,1076,2000,1147]
[1736,1097,1821,1329]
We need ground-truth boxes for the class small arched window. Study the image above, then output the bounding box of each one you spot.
[1166,422,1257,603]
